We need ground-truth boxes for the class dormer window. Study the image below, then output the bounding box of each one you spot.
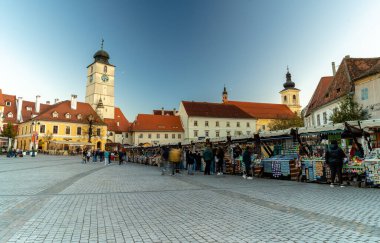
[117,122,120,126]
[52,111,59,118]
[26,106,32,111]
[336,88,341,93]
[7,112,13,118]
[65,113,71,119]
[5,101,11,106]
[77,114,82,120]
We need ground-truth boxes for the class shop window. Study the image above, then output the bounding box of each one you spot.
[77,127,82,135]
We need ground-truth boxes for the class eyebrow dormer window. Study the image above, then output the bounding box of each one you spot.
[336,88,341,93]
[52,111,59,118]
[7,112,13,118]
[26,106,32,111]
[5,101,11,106]
[65,113,71,119]
[77,114,82,120]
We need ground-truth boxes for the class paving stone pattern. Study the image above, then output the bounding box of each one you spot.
[0,155,379,242]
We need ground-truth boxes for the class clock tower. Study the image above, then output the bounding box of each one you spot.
[85,42,115,119]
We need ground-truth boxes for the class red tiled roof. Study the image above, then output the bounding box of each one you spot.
[0,89,4,106]
[2,94,17,124]
[355,59,380,81]
[33,100,106,125]
[305,76,334,116]
[153,110,175,116]
[181,101,253,119]
[227,101,296,119]
[306,57,380,116]
[130,114,184,132]
[104,107,130,133]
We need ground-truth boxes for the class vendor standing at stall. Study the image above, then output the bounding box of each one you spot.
[325,140,347,188]
[350,141,364,159]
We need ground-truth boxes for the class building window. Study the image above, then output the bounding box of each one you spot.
[317,114,321,126]
[194,130,198,137]
[65,113,71,119]
[156,134,160,139]
[77,127,82,135]
[262,125,266,130]
[165,134,168,139]
[235,131,242,136]
[205,130,209,137]
[5,101,11,106]
[65,126,70,135]
[323,112,327,124]
[40,125,45,133]
[172,134,175,139]
[7,112,13,118]
[246,122,250,127]
[226,131,231,136]
[361,88,369,100]
[216,121,219,127]
[53,125,58,134]
[194,120,198,126]
[226,121,230,127]
[139,133,143,139]
[52,111,58,118]
[77,114,82,120]
[216,131,220,137]
[30,126,33,133]
[237,122,240,127]
[104,66,107,73]
[91,66,93,73]
[178,134,181,139]
[96,128,101,136]
[26,106,32,111]
[284,96,287,102]
[205,121,209,127]
[148,134,152,139]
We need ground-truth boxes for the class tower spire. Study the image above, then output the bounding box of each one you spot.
[101,38,104,50]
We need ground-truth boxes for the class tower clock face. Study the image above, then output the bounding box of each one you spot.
[101,74,109,82]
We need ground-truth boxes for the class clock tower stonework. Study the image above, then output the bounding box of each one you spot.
[85,47,115,119]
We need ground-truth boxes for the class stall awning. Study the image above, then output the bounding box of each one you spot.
[50,141,94,146]
[298,123,344,135]
[259,128,293,138]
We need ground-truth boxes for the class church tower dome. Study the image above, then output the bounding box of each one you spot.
[283,67,296,89]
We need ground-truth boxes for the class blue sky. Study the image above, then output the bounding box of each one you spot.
[1,0,380,121]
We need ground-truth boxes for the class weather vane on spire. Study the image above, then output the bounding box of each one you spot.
[101,38,104,50]
[287,65,289,72]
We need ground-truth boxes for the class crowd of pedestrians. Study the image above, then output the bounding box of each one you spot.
[82,148,127,165]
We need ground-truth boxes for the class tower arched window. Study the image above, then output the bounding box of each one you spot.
[90,66,93,73]
[284,96,287,102]
[104,66,107,73]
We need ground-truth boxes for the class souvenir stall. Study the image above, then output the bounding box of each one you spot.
[257,129,298,180]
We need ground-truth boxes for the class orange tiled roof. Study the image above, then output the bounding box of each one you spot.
[130,114,184,132]
[104,107,130,133]
[2,94,17,124]
[0,89,4,106]
[181,101,253,119]
[305,76,334,116]
[33,100,106,125]
[227,100,296,119]
[306,57,380,116]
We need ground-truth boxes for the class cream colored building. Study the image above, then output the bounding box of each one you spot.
[178,101,257,142]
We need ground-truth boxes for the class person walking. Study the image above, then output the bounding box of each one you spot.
[325,140,347,187]
[242,146,253,179]
[203,144,213,175]
[169,147,181,175]
[104,150,109,165]
[161,146,169,175]
[86,150,91,163]
[187,151,195,175]
[216,147,225,175]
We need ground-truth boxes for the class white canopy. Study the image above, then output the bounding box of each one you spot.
[50,140,94,146]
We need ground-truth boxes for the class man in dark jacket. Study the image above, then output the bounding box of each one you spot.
[325,140,346,187]
[203,144,213,175]
[243,146,253,179]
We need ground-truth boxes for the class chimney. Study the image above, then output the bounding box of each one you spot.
[54,98,59,104]
[35,95,41,113]
[173,108,176,115]
[332,62,336,76]
[161,107,164,116]
[46,101,50,105]
[71,94,77,110]
[16,97,23,122]
[345,55,350,59]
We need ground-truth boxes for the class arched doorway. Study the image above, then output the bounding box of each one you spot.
[97,141,101,149]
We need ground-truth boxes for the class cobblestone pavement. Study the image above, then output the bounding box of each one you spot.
[0,156,380,242]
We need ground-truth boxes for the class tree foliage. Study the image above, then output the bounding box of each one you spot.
[268,116,304,131]
[1,122,16,139]
[329,95,370,124]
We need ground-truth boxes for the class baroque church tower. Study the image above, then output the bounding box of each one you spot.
[85,40,115,119]
[279,67,301,115]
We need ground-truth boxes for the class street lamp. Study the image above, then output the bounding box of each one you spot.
[31,121,40,157]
